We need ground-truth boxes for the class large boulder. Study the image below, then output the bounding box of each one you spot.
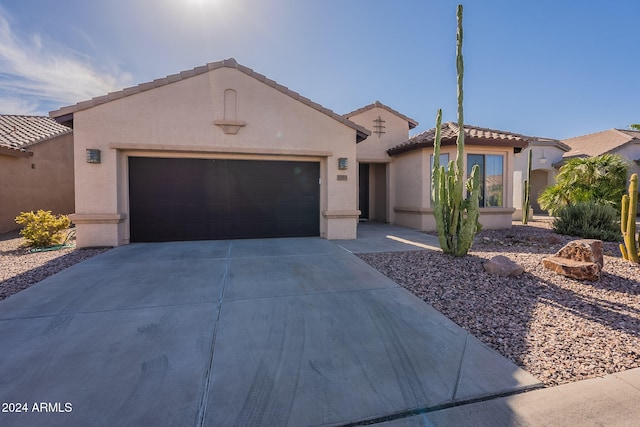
[483,255,524,277]
[542,239,603,281]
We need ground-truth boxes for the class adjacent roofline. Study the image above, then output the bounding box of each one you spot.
[527,137,571,152]
[0,115,72,153]
[561,128,640,158]
[49,58,370,142]
[343,101,419,129]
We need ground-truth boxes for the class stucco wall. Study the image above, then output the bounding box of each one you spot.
[392,145,516,231]
[0,133,74,233]
[613,143,640,179]
[349,106,411,162]
[512,145,565,218]
[348,105,413,225]
[70,66,360,247]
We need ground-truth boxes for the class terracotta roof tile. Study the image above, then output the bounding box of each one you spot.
[387,122,530,156]
[0,115,72,153]
[49,58,370,141]
[561,128,640,158]
[344,101,419,129]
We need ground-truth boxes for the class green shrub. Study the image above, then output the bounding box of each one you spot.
[15,210,71,248]
[538,154,628,214]
[552,202,621,241]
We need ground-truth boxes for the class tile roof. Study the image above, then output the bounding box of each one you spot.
[528,136,571,152]
[387,122,530,156]
[561,128,640,158]
[0,115,72,154]
[49,58,370,142]
[343,101,419,129]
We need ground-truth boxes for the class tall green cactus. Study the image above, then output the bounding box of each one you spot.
[522,149,532,224]
[431,5,481,257]
[620,173,639,263]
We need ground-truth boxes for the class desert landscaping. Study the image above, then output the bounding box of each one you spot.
[358,219,640,386]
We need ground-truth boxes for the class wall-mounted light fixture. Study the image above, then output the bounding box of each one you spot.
[86,149,101,164]
[338,158,348,170]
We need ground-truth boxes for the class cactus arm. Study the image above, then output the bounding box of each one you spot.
[455,164,481,256]
[620,194,629,260]
[621,194,629,235]
[624,174,638,263]
[431,109,450,252]
[455,4,465,190]
[620,244,629,260]
[522,149,532,224]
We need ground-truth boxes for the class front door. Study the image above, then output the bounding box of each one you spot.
[358,163,369,220]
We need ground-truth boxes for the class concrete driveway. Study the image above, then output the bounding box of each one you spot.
[0,236,540,426]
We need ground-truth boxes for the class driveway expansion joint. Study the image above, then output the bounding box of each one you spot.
[333,384,547,427]
[196,246,232,426]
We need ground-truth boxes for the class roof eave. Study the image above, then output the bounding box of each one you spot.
[344,101,419,130]
[387,137,529,156]
[356,130,370,143]
[49,58,368,137]
[0,146,33,158]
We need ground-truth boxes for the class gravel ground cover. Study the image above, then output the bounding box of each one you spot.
[0,230,110,301]
[358,219,640,386]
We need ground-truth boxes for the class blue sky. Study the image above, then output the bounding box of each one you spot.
[0,0,638,140]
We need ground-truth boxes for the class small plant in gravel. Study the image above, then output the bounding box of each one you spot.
[15,210,71,248]
[552,201,621,242]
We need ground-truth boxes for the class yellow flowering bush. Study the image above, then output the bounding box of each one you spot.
[15,210,70,248]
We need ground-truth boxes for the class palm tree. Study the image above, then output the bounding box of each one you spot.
[538,154,629,214]
[631,124,640,131]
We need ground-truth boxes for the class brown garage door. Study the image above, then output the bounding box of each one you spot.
[128,157,320,242]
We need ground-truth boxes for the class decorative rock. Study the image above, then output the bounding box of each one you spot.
[484,255,524,277]
[542,239,603,281]
[556,239,603,270]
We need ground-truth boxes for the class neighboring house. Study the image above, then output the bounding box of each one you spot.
[560,128,640,178]
[383,122,529,230]
[511,128,640,217]
[512,137,571,217]
[0,115,74,233]
[49,58,369,248]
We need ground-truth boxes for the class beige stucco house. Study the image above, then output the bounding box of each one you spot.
[50,58,370,248]
[49,58,540,248]
[512,137,570,217]
[0,115,74,233]
[385,122,529,230]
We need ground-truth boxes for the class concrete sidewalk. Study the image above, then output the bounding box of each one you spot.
[380,368,640,426]
[0,236,540,426]
[334,222,441,254]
